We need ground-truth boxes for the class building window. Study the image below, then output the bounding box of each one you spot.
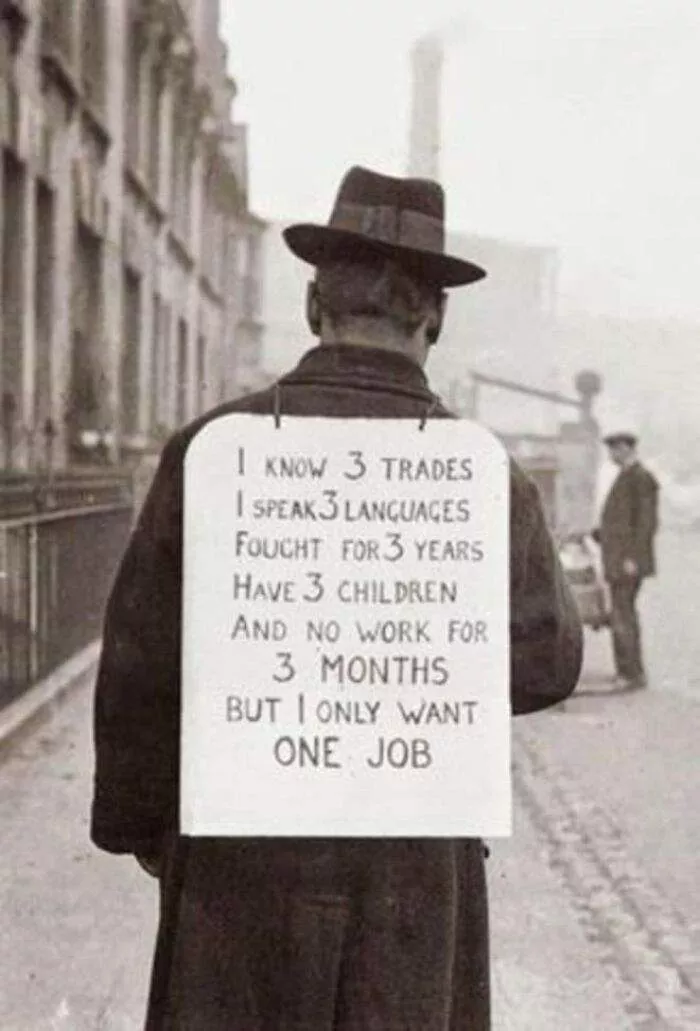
[149,293,161,433]
[176,317,188,425]
[174,142,193,243]
[125,21,141,171]
[147,62,163,196]
[34,181,55,434]
[170,122,182,232]
[80,0,106,113]
[1,151,25,469]
[169,106,180,226]
[151,294,172,435]
[197,334,207,414]
[170,88,194,242]
[201,178,225,294]
[201,164,215,282]
[182,149,193,240]
[121,268,142,438]
[42,0,75,67]
[68,225,104,459]
[67,331,101,462]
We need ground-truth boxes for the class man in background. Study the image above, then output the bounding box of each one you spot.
[90,166,583,1030]
[594,430,659,689]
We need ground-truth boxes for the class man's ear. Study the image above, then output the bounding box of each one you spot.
[306,280,322,336]
[426,291,447,345]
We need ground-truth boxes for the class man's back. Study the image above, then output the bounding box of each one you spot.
[92,165,583,1030]
[91,343,582,1031]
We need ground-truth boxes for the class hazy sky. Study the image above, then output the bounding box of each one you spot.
[220,0,700,321]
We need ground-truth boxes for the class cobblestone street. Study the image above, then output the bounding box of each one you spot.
[1,529,699,1029]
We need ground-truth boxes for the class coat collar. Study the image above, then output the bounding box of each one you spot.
[616,458,640,477]
[281,343,433,396]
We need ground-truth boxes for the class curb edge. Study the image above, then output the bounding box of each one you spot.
[0,640,102,750]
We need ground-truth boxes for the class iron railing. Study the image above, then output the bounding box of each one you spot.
[0,468,133,520]
[0,500,133,711]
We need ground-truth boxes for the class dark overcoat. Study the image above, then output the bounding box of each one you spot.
[599,461,660,582]
[90,344,583,1030]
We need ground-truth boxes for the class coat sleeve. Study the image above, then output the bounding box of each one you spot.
[510,474,584,715]
[90,435,184,856]
[632,469,659,559]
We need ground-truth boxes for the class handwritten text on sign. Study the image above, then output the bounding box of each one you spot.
[181,415,510,837]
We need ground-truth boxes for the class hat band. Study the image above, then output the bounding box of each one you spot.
[330,201,444,254]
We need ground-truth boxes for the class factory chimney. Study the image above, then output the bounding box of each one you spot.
[407,33,444,180]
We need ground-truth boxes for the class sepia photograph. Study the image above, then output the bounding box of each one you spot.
[1,0,699,1028]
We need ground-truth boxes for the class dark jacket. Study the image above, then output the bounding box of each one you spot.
[90,344,583,1030]
[598,461,659,582]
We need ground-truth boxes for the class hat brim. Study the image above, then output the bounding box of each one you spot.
[283,224,487,288]
[603,434,637,446]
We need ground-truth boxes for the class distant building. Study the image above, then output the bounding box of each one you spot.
[433,231,562,435]
[259,219,312,374]
[439,232,558,374]
[0,0,265,473]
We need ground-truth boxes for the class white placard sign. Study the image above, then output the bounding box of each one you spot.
[182,415,511,837]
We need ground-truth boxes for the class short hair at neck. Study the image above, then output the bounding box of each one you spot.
[315,257,440,334]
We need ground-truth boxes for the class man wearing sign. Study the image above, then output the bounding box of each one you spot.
[91,167,583,1030]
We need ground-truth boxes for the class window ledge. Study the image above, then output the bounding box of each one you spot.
[125,164,167,225]
[40,43,80,109]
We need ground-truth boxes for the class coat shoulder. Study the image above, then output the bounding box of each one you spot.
[508,456,540,505]
[635,464,660,491]
[612,463,659,500]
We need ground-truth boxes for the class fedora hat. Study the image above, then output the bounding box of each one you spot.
[283,166,487,288]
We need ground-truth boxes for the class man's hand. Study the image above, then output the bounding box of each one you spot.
[135,851,162,878]
[622,558,638,577]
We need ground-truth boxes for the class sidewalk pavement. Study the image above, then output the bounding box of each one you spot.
[1,636,699,1030]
